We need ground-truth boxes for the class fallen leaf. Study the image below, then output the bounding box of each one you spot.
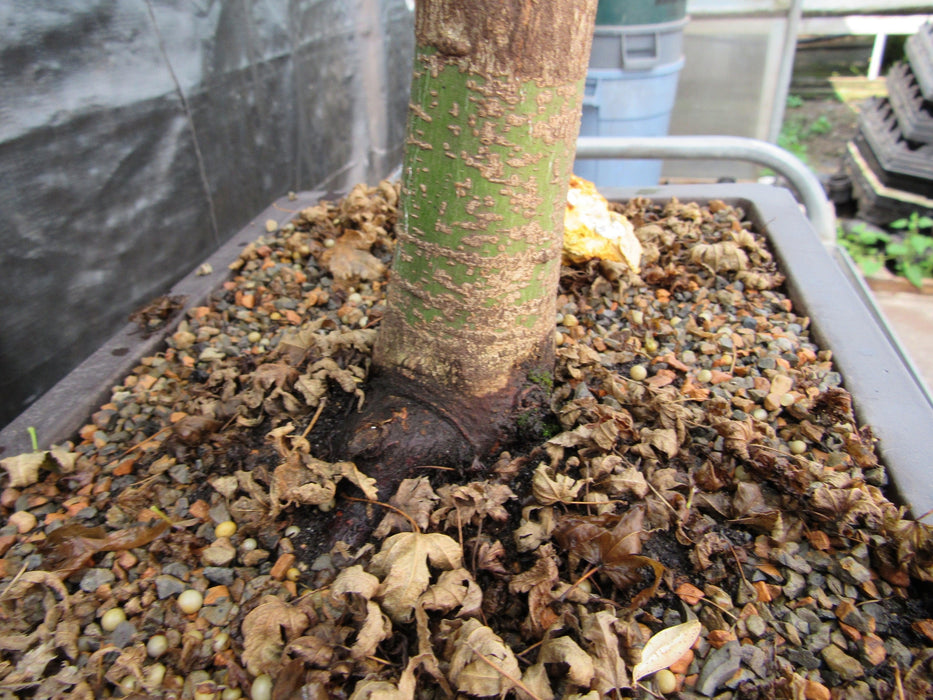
[331,565,381,600]
[632,619,702,681]
[240,596,309,675]
[582,609,630,694]
[419,567,482,617]
[374,477,438,538]
[369,531,462,622]
[532,463,583,506]
[432,481,516,530]
[350,600,392,659]
[535,635,596,687]
[443,618,521,698]
[514,506,556,553]
[40,520,169,577]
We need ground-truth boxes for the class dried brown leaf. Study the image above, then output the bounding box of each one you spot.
[369,531,462,623]
[514,506,557,553]
[374,477,438,538]
[582,609,630,694]
[419,567,482,617]
[40,520,169,577]
[532,463,583,506]
[240,596,310,676]
[432,481,515,529]
[443,618,521,698]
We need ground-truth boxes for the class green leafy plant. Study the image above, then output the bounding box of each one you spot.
[777,98,834,164]
[888,212,933,288]
[838,213,933,288]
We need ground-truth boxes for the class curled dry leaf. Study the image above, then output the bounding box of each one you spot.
[40,520,169,578]
[350,600,392,659]
[419,567,483,618]
[514,506,557,553]
[509,544,561,636]
[532,463,583,506]
[432,481,515,529]
[1,444,77,488]
[689,241,748,272]
[240,595,310,676]
[331,565,381,600]
[535,635,596,688]
[631,619,702,682]
[368,531,462,623]
[443,618,521,698]
[374,477,439,538]
[583,609,630,695]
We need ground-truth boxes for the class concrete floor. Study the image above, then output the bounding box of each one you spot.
[873,288,933,398]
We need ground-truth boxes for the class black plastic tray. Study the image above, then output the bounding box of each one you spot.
[857,97,933,194]
[906,22,933,102]
[845,143,933,227]
[3,185,932,519]
[887,62,933,144]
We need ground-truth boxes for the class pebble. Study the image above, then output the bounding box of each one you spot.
[111,620,137,648]
[820,644,864,680]
[203,538,237,566]
[745,614,767,639]
[8,510,37,534]
[80,568,115,593]
[203,567,235,586]
[155,575,187,599]
[696,640,743,696]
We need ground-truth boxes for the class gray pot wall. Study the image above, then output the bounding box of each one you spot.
[2,185,930,519]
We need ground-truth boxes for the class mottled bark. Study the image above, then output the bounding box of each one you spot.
[335,0,597,544]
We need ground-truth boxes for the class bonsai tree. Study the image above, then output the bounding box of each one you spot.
[336,0,598,544]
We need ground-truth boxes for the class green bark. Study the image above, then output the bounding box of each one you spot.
[375,0,597,399]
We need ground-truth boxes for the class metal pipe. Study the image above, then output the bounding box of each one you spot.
[575,135,836,242]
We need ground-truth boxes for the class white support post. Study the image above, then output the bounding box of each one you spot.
[868,33,887,80]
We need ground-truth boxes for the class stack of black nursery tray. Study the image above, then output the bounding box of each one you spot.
[845,23,933,225]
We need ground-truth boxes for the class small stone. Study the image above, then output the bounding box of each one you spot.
[785,648,822,670]
[860,633,886,666]
[111,620,137,648]
[80,568,116,593]
[745,614,767,639]
[782,571,807,599]
[820,644,864,681]
[241,549,270,566]
[740,644,769,677]
[804,679,831,700]
[884,637,913,668]
[8,510,37,534]
[154,575,187,599]
[202,537,236,567]
[200,599,234,626]
[168,464,192,484]
[695,640,743,696]
[780,620,802,647]
[203,567,235,586]
[837,557,872,585]
[172,331,196,350]
[162,562,190,579]
[270,553,297,581]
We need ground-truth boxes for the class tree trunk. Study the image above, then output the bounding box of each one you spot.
[336,0,597,543]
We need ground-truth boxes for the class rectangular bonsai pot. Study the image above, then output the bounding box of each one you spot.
[2,184,931,519]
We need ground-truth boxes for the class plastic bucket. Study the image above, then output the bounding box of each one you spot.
[575,18,687,187]
[596,0,687,27]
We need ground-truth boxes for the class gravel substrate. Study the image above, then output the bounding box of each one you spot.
[1,182,931,699]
